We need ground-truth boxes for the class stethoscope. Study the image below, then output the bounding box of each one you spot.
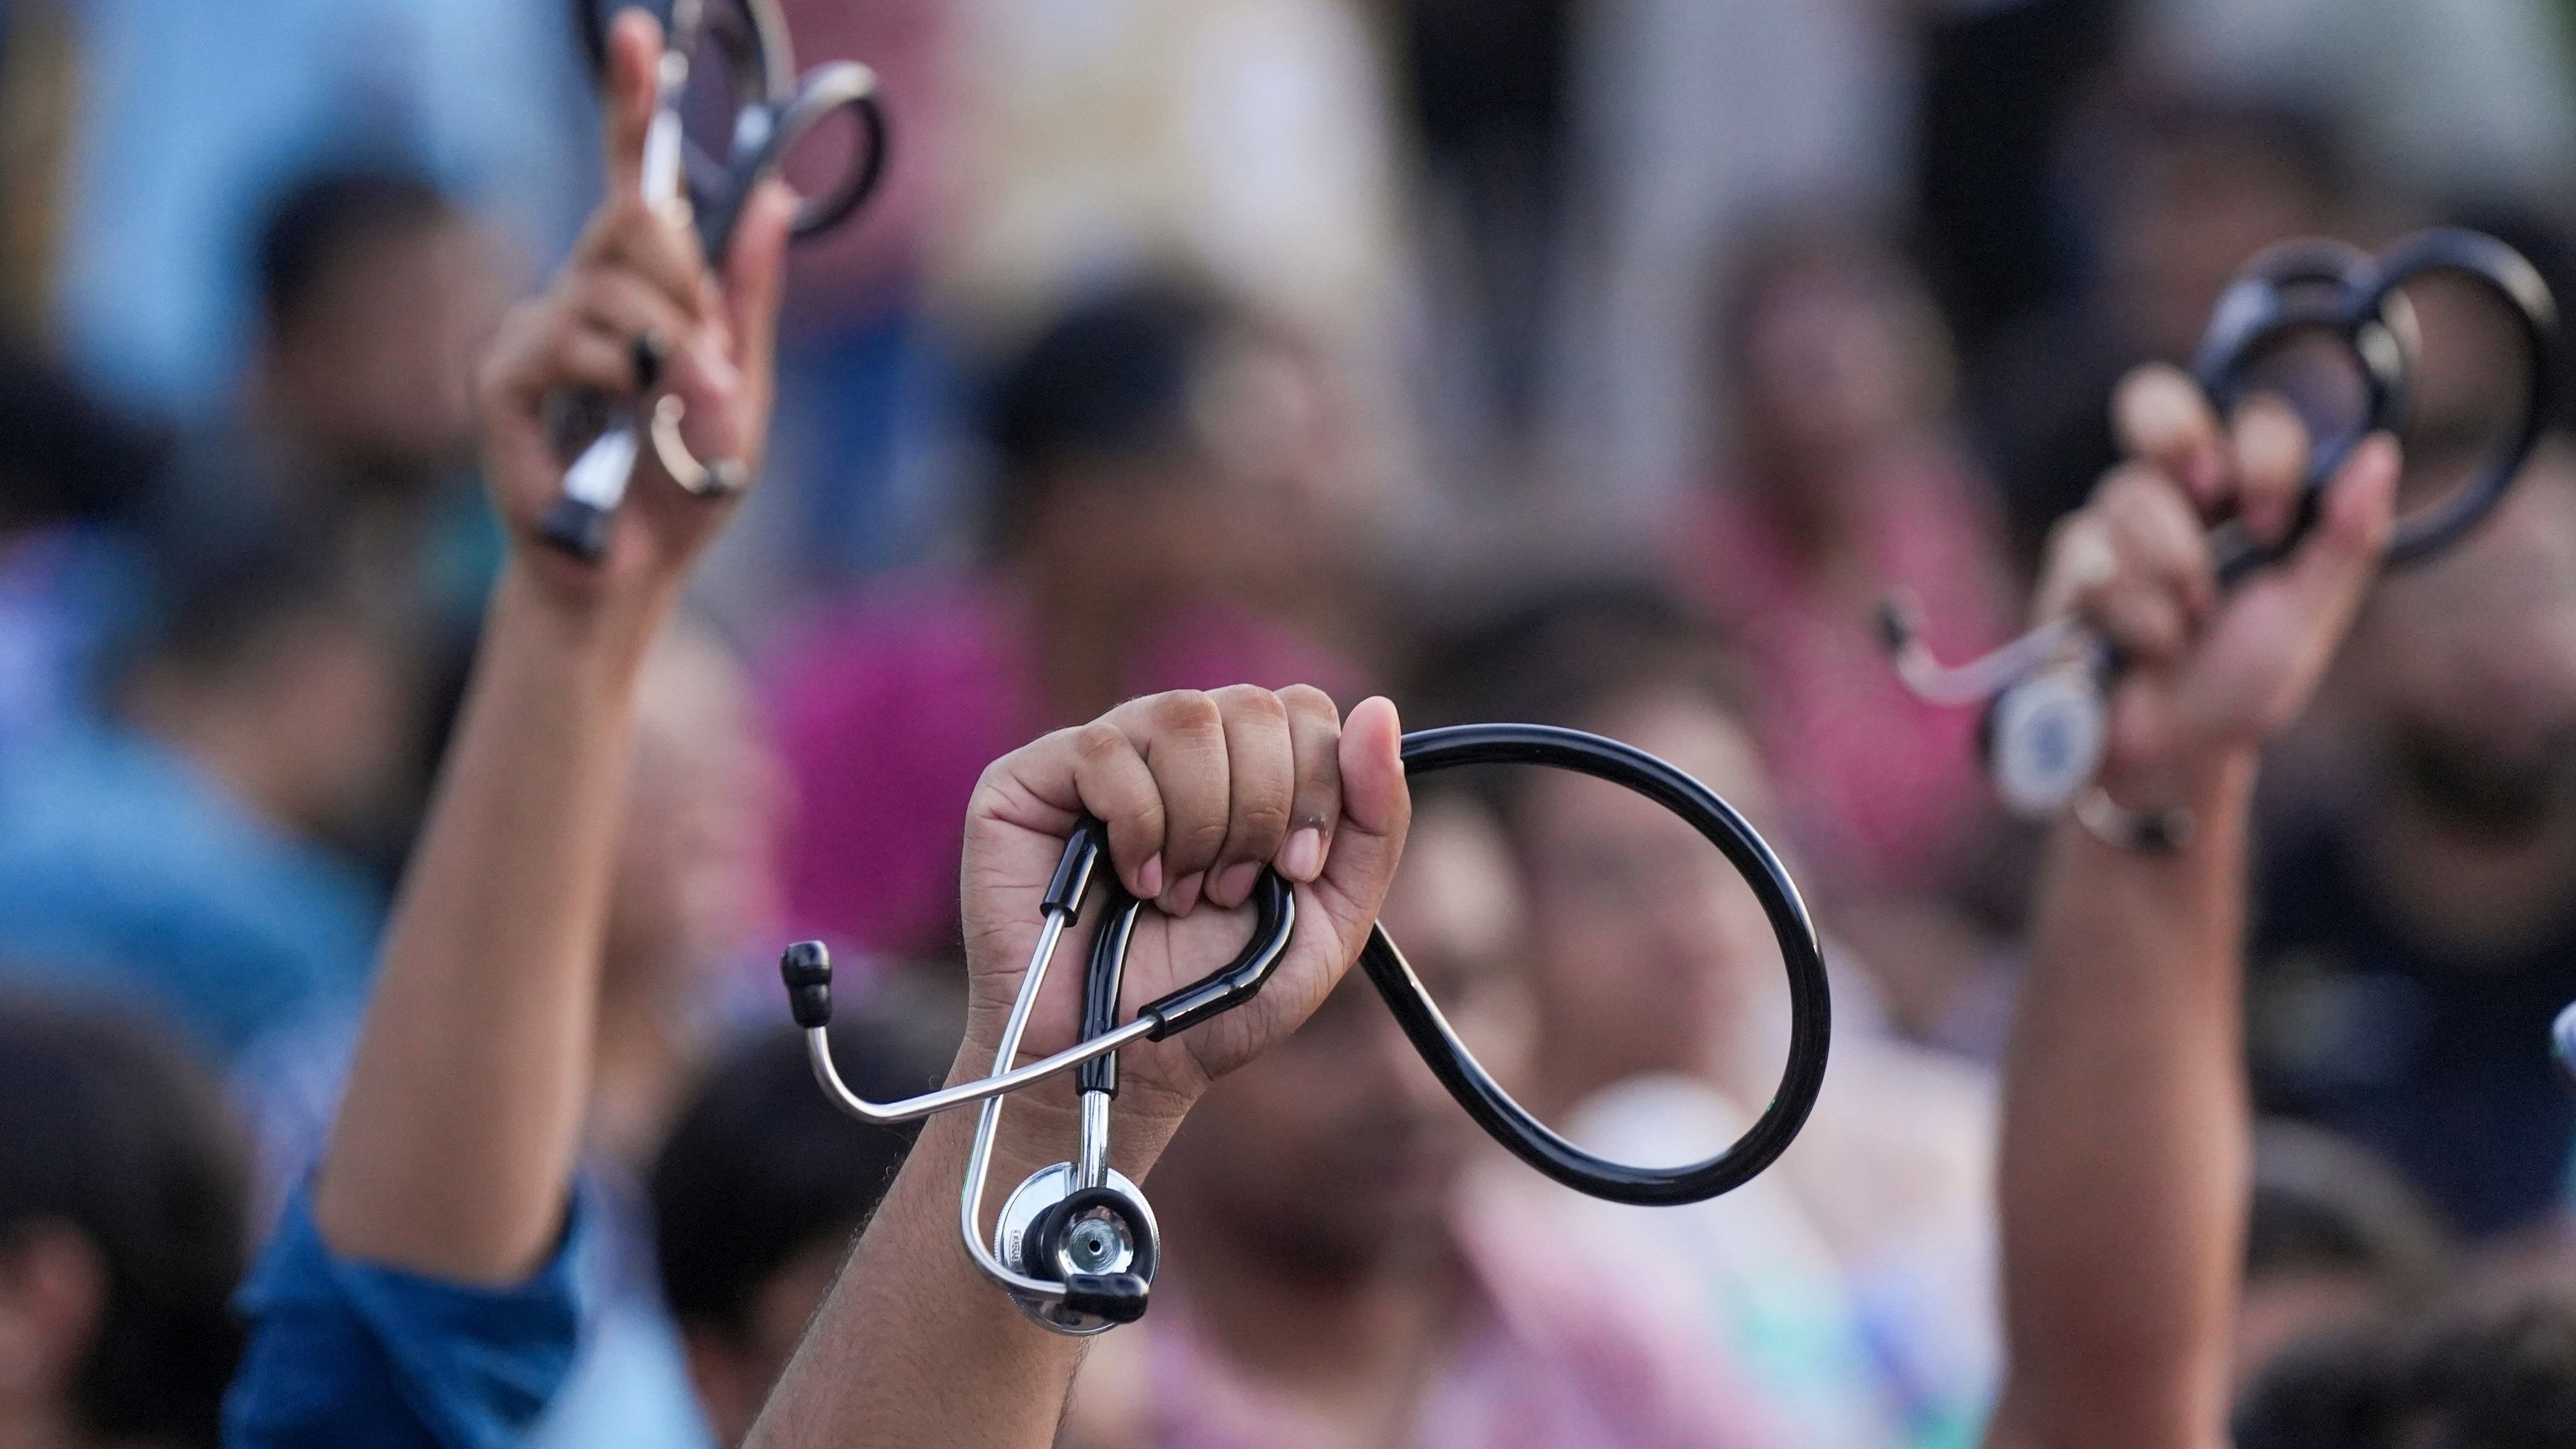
[539,0,891,562]
[1884,229,2557,839]
[781,724,1835,1333]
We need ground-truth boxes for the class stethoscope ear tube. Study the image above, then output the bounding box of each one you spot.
[1366,724,1834,1205]
[2361,229,2558,565]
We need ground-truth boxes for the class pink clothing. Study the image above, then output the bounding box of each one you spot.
[1672,450,2015,892]
[1128,1230,1794,1449]
[769,573,1360,961]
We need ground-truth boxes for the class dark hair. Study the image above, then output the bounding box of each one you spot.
[257,169,460,337]
[0,348,165,530]
[2246,1119,2449,1300]
[2237,1296,2576,1449]
[983,276,1266,543]
[650,1000,955,1339]
[101,528,359,708]
[2105,88,2352,209]
[1406,578,1749,735]
[0,993,247,1448]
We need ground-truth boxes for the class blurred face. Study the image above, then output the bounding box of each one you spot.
[1517,689,1783,1103]
[1734,260,1939,482]
[268,217,513,484]
[2106,138,2334,361]
[608,636,791,997]
[1158,801,1531,1283]
[0,1222,108,1440]
[273,617,413,835]
[683,1236,846,1448]
[2234,1268,2389,1389]
[1189,336,1375,599]
[1035,335,1370,611]
[2348,446,2576,832]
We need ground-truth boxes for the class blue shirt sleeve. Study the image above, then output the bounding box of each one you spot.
[223,1184,588,1449]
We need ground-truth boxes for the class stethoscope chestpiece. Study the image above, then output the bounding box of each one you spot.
[990,1169,1161,1332]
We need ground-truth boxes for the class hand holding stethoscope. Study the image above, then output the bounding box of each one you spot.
[1887,230,2558,843]
[780,693,1832,1334]
[539,0,889,562]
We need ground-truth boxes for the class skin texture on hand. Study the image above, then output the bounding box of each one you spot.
[959,688,1413,1120]
[2041,363,2399,804]
[1984,364,2398,1449]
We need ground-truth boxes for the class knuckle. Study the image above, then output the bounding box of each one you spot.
[1277,682,1342,725]
[1070,720,1127,766]
[1212,683,1290,727]
[1181,813,1231,856]
[1232,798,1293,843]
[1148,689,1224,739]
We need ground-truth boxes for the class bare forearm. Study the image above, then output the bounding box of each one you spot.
[750,1061,1186,1448]
[1988,758,2255,1449]
[314,562,675,1281]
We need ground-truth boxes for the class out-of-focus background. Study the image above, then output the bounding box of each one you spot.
[7,1,2576,1446]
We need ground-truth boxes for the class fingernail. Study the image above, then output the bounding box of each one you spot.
[1281,827,1324,882]
[1215,860,1261,906]
[1167,872,1204,915]
[1136,853,1163,899]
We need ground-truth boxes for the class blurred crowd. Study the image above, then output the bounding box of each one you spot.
[7,0,2576,1446]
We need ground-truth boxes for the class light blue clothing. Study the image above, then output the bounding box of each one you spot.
[0,724,381,1061]
[236,1019,717,1449]
[530,1169,717,1449]
[225,1185,587,1449]
[54,0,596,418]
[0,524,145,763]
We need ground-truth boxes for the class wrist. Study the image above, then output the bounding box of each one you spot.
[490,555,678,669]
[943,1031,1197,1184]
[2096,743,2258,820]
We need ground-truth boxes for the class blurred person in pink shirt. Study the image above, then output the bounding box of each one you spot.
[1672,219,2016,906]
[771,277,1371,963]
[1422,585,2002,1448]
[1062,794,1800,1449]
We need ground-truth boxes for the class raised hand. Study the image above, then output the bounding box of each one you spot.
[476,8,791,610]
[959,687,1412,1119]
[2042,363,2400,807]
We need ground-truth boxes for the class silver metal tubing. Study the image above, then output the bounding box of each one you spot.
[1076,1092,1112,1191]
[801,913,1157,1126]
[960,911,1083,1298]
[803,1018,1152,1126]
[1887,604,2092,708]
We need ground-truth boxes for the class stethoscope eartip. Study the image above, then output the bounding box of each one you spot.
[780,940,834,1029]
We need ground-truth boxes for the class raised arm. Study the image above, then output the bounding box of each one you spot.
[308,10,791,1283]
[749,687,1412,1448]
[1986,370,2398,1449]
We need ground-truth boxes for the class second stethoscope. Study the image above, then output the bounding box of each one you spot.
[780,723,1835,1333]
[1885,229,2557,839]
[541,0,891,562]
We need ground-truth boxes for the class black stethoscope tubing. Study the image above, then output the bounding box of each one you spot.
[1074,722,1835,1209]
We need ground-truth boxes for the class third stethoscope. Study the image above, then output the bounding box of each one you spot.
[1884,229,2557,843]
